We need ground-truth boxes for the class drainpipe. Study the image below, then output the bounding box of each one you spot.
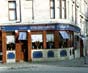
[32,0,34,21]
[19,0,22,22]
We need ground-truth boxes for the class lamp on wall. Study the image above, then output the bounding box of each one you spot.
[15,30,18,33]
[28,30,30,32]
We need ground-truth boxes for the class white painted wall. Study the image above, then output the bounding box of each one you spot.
[6,51,16,63]
[0,0,8,23]
[21,0,32,23]
[34,0,50,20]
[0,0,87,36]
[32,47,74,61]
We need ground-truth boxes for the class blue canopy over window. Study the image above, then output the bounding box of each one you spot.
[18,32,27,40]
[59,31,69,39]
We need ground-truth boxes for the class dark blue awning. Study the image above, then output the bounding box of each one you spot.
[59,31,69,39]
[1,23,81,33]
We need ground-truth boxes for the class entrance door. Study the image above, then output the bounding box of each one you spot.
[18,31,28,62]
[80,39,84,57]
[21,40,28,61]
[0,31,2,62]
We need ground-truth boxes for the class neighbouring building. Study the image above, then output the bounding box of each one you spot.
[0,0,88,63]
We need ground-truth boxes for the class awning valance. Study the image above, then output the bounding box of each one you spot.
[18,32,27,40]
[59,31,69,39]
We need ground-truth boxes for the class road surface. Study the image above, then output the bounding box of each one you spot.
[0,64,88,73]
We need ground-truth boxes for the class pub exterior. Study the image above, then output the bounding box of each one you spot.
[0,0,87,63]
[0,23,81,63]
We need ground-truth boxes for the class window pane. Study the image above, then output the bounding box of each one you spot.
[62,0,65,19]
[50,9,55,18]
[8,1,16,21]
[9,2,16,9]
[57,0,60,18]
[46,34,54,42]
[57,0,60,8]
[50,0,55,19]
[9,10,16,20]
[62,0,65,8]
[50,0,54,7]
[6,35,15,44]
[46,33,54,49]
[31,34,43,42]
[31,34,43,49]
[62,9,65,18]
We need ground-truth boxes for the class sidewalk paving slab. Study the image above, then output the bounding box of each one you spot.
[0,57,88,69]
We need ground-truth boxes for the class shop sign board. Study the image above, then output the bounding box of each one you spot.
[1,23,80,32]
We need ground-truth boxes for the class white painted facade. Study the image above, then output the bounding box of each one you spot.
[0,0,88,34]
[0,0,88,63]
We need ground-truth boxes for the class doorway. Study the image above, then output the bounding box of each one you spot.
[21,40,28,61]
[18,31,28,62]
[80,38,83,57]
[0,31,2,62]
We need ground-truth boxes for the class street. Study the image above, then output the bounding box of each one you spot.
[0,57,88,73]
[0,64,88,73]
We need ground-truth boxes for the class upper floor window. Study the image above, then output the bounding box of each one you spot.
[57,0,61,18]
[8,1,17,21]
[61,0,66,19]
[50,0,55,19]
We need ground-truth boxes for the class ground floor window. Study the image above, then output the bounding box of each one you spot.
[59,31,72,48]
[31,34,43,49]
[74,35,80,49]
[6,32,15,50]
[59,31,70,48]
[31,31,74,49]
[46,32,54,49]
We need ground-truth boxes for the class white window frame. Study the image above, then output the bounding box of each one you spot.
[50,0,55,19]
[8,1,17,21]
[46,34,54,42]
[31,34,43,42]
[61,0,66,19]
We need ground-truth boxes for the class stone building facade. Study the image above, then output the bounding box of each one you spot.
[0,0,88,63]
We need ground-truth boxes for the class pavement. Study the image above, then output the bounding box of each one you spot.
[0,56,88,69]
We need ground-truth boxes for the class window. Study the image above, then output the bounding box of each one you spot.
[74,35,80,49]
[46,33,54,49]
[31,34,43,49]
[6,35,15,50]
[6,35,15,44]
[61,0,66,19]
[59,31,69,48]
[57,0,66,19]
[8,1,17,21]
[72,3,75,22]
[57,0,61,18]
[50,0,55,19]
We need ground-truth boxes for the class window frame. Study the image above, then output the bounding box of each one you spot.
[50,0,55,19]
[31,33,43,49]
[46,32,55,49]
[61,0,66,19]
[8,1,17,21]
